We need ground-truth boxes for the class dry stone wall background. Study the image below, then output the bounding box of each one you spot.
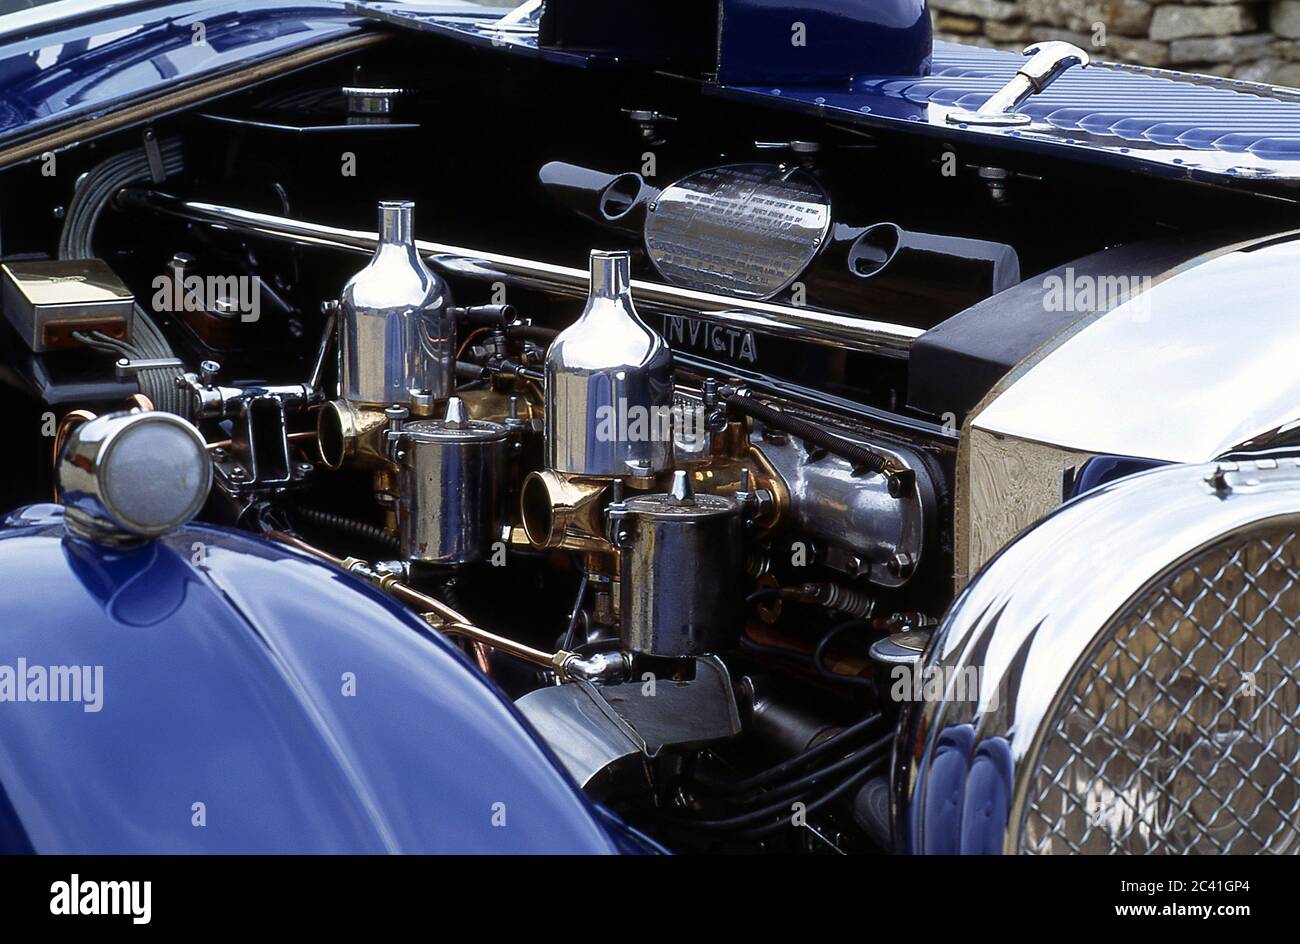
[931,0,1300,86]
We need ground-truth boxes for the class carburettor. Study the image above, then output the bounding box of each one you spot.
[319,199,458,476]
[317,199,511,569]
[607,470,744,658]
[544,249,673,479]
[522,249,746,659]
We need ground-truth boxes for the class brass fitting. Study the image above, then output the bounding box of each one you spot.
[519,469,610,551]
[317,398,392,471]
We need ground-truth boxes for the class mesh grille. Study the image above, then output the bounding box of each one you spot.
[1020,523,1300,854]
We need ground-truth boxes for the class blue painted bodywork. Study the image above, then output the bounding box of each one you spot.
[713,42,1300,185]
[909,723,1012,855]
[350,0,932,80]
[0,1,366,160]
[716,0,931,83]
[1066,455,1166,500]
[0,505,633,853]
[5,1,1300,186]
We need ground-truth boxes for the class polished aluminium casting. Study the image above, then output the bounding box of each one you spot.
[608,471,743,657]
[545,250,673,478]
[947,41,1090,126]
[899,459,1300,855]
[339,200,453,407]
[119,189,920,358]
[393,396,506,566]
[59,410,212,542]
[752,423,931,589]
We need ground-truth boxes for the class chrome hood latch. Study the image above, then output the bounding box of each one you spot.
[948,41,1090,127]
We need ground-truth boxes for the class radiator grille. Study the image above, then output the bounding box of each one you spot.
[1019,524,1300,854]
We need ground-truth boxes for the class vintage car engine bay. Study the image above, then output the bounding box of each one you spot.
[3,3,1300,856]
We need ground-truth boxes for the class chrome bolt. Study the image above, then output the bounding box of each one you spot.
[888,552,915,578]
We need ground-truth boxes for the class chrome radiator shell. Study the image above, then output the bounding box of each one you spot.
[897,459,1300,855]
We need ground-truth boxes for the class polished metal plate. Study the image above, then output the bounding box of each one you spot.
[644,163,831,300]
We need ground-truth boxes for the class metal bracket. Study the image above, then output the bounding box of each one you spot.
[115,356,183,381]
[515,655,743,789]
[141,127,166,183]
[1205,457,1300,496]
[947,41,1090,126]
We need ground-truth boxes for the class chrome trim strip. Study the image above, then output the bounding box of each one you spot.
[117,189,921,358]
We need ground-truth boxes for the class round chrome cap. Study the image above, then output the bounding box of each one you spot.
[59,410,212,541]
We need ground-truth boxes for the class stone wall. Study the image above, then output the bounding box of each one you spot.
[931,0,1300,86]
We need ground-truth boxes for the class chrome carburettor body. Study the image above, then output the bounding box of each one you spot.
[393,397,507,567]
[608,471,743,658]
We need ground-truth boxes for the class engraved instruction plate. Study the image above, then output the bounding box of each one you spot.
[643,164,831,300]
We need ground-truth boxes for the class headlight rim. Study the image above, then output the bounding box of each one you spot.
[898,459,1300,855]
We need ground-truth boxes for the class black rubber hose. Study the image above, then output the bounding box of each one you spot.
[722,392,893,482]
[511,324,558,343]
[726,710,884,794]
[669,737,892,831]
[296,508,399,551]
[733,754,890,840]
[813,619,875,689]
[728,734,893,808]
[456,361,486,381]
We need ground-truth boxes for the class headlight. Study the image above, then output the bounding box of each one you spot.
[59,410,211,541]
[898,459,1300,855]
[1021,523,1299,853]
